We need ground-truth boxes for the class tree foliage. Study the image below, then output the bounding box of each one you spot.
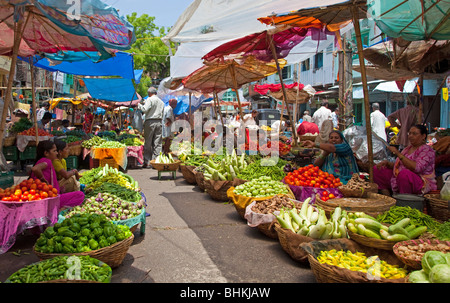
[125,13,175,96]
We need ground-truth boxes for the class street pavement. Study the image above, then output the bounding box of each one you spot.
[0,167,316,284]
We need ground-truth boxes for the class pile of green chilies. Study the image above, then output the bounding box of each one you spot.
[376,206,441,232]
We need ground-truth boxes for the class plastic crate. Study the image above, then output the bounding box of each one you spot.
[66,155,79,170]
[19,146,37,161]
[0,171,14,189]
[99,157,119,169]
[89,157,99,169]
[127,156,139,169]
[3,146,18,161]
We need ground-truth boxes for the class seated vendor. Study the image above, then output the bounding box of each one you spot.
[53,140,81,194]
[373,124,437,196]
[302,130,359,184]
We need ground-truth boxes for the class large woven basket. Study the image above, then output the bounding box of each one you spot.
[69,144,82,156]
[315,192,396,218]
[180,165,197,184]
[299,135,317,142]
[274,222,314,263]
[338,183,378,198]
[3,136,16,147]
[256,221,278,239]
[348,230,396,250]
[301,239,407,283]
[33,234,134,268]
[424,194,449,222]
[150,160,181,171]
[393,239,450,270]
[194,169,206,191]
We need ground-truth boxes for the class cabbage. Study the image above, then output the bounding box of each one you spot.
[428,264,450,283]
[408,270,430,283]
[422,251,448,274]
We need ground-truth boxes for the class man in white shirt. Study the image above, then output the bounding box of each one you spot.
[370,102,387,141]
[312,101,332,130]
[331,108,339,129]
[302,110,312,122]
[138,87,165,167]
[162,98,177,154]
[242,109,258,127]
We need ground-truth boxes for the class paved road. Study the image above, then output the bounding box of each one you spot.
[0,168,316,284]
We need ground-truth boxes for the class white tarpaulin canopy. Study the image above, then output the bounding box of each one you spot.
[374,77,419,93]
[163,0,349,79]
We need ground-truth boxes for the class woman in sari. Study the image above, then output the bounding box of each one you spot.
[83,108,94,134]
[30,140,84,209]
[303,130,359,184]
[373,124,436,195]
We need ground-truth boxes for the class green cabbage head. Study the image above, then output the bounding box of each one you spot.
[428,264,450,283]
[422,251,448,274]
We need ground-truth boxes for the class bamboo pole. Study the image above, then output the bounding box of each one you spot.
[228,64,244,119]
[214,92,224,126]
[352,7,374,182]
[29,61,39,145]
[0,19,24,149]
[268,36,298,146]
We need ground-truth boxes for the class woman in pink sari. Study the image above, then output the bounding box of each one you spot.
[373,125,437,195]
[30,140,84,209]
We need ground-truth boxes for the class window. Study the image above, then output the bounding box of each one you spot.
[281,65,291,80]
[301,58,310,71]
[314,52,323,69]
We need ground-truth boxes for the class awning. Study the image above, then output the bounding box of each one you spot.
[83,78,138,102]
[374,78,419,93]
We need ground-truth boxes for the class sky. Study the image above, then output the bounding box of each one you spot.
[103,0,194,29]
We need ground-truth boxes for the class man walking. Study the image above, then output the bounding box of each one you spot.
[312,101,332,130]
[139,87,165,168]
[370,102,387,141]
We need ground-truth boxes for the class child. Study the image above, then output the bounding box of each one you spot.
[53,140,81,193]
[30,140,84,209]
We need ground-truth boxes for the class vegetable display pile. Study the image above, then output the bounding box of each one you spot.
[317,250,408,279]
[435,221,450,241]
[34,213,132,254]
[81,136,106,149]
[121,137,144,146]
[0,178,58,202]
[237,158,286,181]
[85,182,142,203]
[277,201,348,239]
[10,117,33,133]
[96,131,117,140]
[347,212,428,242]
[234,176,289,198]
[95,141,126,149]
[18,127,52,137]
[61,135,82,144]
[251,195,295,214]
[408,251,450,283]
[64,192,144,221]
[284,164,343,188]
[6,255,111,283]
[83,164,139,190]
[155,152,176,164]
[396,241,450,262]
[202,151,247,181]
[376,206,441,233]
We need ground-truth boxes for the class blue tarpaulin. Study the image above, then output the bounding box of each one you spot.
[83,78,137,102]
[20,52,142,83]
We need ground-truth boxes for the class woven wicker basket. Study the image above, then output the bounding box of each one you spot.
[256,221,278,239]
[338,183,379,198]
[348,230,396,250]
[180,165,197,184]
[424,194,449,222]
[274,222,313,263]
[69,144,82,156]
[393,239,450,270]
[315,192,396,218]
[299,135,317,142]
[3,136,16,147]
[194,169,206,191]
[150,160,181,171]
[33,234,134,268]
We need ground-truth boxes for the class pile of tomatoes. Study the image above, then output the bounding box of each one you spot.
[284,164,343,188]
[320,191,336,201]
[0,179,58,202]
[18,127,53,137]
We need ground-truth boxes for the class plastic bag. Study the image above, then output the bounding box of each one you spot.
[440,172,450,200]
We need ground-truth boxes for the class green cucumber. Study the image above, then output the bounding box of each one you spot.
[387,234,410,242]
[354,218,383,232]
[407,226,427,239]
